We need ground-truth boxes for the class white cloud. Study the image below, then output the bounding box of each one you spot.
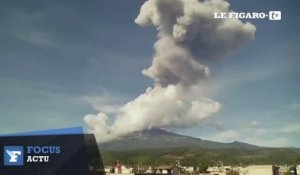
[280,122,300,133]
[84,112,113,142]
[250,120,261,128]
[84,85,221,143]
[213,130,240,142]
[81,93,126,114]
[84,0,255,143]
[201,121,300,147]
[243,137,293,148]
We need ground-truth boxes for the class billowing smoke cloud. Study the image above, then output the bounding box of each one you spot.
[84,0,256,143]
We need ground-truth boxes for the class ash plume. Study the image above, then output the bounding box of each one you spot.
[84,0,256,143]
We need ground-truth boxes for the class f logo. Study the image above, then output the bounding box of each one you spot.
[3,146,24,166]
[6,150,21,162]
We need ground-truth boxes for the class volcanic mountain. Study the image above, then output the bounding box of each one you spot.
[99,128,259,151]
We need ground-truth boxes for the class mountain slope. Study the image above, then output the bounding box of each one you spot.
[99,128,259,151]
[101,147,300,166]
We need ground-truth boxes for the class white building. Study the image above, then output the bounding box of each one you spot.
[184,166,194,173]
[206,166,226,175]
[120,165,133,174]
[247,165,273,175]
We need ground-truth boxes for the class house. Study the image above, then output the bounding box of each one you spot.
[155,165,180,175]
[287,165,298,175]
[107,160,134,175]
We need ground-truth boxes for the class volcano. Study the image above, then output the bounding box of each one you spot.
[99,128,259,151]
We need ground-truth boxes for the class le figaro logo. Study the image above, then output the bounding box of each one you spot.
[214,11,281,20]
[3,145,61,166]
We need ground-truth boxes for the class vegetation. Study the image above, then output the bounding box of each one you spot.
[198,163,208,173]
[100,147,300,167]
[296,157,300,164]
[226,170,239,175]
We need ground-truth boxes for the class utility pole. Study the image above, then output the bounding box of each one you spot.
[176,160,181,175]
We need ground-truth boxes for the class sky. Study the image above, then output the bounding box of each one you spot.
[0,0,299,147]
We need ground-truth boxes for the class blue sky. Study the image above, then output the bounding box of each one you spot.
[0,0,299,147]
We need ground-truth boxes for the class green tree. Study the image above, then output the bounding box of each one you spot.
[198,163,208,173]
[226,170,239,175]
[296,157,300,164]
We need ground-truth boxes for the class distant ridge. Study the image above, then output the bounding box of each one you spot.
[99,128,260,151]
